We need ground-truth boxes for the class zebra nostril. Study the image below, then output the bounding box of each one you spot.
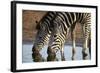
[39,37,42,39]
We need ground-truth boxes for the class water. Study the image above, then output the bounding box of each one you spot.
[22,43,90,63]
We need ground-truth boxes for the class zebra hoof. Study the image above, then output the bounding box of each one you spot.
[82,51,88,60]
[72,57,75,60]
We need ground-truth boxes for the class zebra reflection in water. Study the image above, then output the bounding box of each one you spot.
[32,11,91,62]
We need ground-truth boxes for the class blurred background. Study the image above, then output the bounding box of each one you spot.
[22,10,84,44]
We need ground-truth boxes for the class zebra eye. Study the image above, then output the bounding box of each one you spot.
[41,26,45,30]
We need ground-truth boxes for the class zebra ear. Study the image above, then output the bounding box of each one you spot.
[36,21,40,30]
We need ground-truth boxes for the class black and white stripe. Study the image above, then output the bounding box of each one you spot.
[33,12,57,51]
[48,12,91,60]
[32,11,91,61]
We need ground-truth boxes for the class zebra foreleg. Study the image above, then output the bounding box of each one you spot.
[60,47,65,61]
[82,25,89,60]
[82,38,89,60]
[71,27,76,60]
[88,38,91,59]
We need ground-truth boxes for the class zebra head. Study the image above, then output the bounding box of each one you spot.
[33,12,57,51]
[33,20,51,51]
[52,17,63,36]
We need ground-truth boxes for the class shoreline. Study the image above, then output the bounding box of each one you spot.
[23,40,83,47]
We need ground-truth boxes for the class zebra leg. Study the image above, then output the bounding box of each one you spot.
[82,25,89,60]
[47,46,56,61]
[82,37,89,60]
[88,38,91,59]
[71,27,76,60]
[60,46,65,61]
[88,31,91,59]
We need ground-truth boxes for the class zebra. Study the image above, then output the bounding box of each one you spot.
[32,11,57,62]
[47,12,91,60]
[32,11,91,61]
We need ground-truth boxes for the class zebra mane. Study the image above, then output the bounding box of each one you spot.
[36,12,49,30]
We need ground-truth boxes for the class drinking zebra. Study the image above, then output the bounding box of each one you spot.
[32,11,91,61]
[47,12,91,60]
[32,12,57,62]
